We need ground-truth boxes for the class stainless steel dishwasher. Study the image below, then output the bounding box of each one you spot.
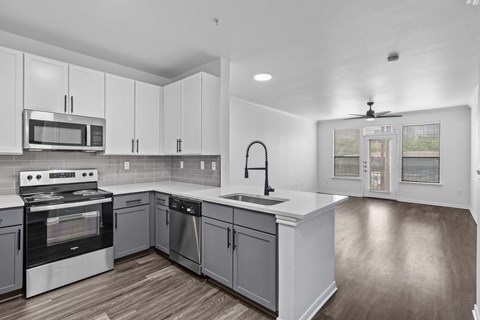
[168,196,202,274]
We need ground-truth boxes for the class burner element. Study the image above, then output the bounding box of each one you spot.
[25,193,64,203]
[73,190,106,196]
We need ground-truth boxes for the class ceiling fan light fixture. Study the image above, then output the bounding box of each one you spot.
[366,117,375,121]
[254,73,272,81]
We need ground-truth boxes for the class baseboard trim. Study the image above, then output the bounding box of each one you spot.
[470,208,478,224]
[394,197,470,210]
[297,281,337,320]
[473,304,479,320]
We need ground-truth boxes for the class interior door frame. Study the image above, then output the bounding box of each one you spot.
[362,134,397,200]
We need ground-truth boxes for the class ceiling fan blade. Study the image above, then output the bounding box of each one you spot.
[375,111,391,116]
[343,116,367,120]
[376,115,403,118]
[348,114,366,117]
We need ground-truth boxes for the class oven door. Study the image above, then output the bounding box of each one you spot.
[25,198,113,269]
[24,110,92,151]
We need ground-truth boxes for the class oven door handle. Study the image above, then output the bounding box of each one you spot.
[28,198,112,212]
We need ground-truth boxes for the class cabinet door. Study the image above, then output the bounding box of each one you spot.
[105,74,135,155]
[114,205,149,259]
[24,54,68,113]
[154,205,169,254]
[203,217,233,288]
[0,225,23,295]
[233,225,277,311]
[0,46,23,154]
[135,81,160,155]
[163,81,182,154]
[181,74,202,154]
[69,64,105,118]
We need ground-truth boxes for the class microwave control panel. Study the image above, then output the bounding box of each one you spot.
[90,125,104,147]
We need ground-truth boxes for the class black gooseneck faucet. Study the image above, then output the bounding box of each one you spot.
[244,140,275,196]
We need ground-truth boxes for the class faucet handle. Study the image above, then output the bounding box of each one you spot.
[267,186,275,192]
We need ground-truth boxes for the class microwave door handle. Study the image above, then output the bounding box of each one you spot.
[86,125,91,147]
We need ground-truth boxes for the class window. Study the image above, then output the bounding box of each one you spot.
[334,128,360,177]
[402,123,440,183]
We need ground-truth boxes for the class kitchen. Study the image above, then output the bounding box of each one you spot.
[0,1,478,320]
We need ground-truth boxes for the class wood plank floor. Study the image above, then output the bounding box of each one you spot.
[0,197,475,320]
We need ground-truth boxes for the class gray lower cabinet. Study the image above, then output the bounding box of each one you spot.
[0,208,23,295]
[202,217,233,287]
[155,205,169,253]
[233,225,277,311]
[114,204,150,259]
[202,202,277,311]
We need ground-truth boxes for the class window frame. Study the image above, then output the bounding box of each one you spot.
[332,128,361,178]
[401,122,441,184]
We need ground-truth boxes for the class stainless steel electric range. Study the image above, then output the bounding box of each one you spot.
[19,169,114,298]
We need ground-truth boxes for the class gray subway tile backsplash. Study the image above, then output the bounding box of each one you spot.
[0,152,221,195]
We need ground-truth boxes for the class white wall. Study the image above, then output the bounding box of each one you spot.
[318,106,471,209]
[229,98,317,192]
[0,29,170,86]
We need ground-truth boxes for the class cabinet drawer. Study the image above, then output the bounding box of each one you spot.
[234,208,276,235]
[114,193,150,209]
[155,193,169,207]
[203,202,233,223]
[0,208,23,228]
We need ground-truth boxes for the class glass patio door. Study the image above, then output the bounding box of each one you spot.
[363,136,396,199]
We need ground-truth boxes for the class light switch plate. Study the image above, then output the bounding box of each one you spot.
[124,161,130,170]
[212,161,216,171]
[200,161,205,170]
[180,160,184,169]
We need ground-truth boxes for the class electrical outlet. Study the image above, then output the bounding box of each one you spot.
[212,161,216,171]
[200,161,205,170]
[124,161,130,170]
[180,160,184,169]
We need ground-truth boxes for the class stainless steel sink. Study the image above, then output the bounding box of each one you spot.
[219,193,289,206]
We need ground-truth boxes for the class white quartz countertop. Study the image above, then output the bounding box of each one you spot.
[0,194,24,209]
[102,182,347,220]
[183,185,348,220]
[101,181,215,196]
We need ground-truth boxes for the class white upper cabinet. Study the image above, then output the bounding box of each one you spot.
[68,64,105,118]
[163,72,220,155]
[105,74,135,155]
[24,54,68,114]
[164,81,182,154]
[25,54,105,118]
[105,75,162,156]
[0,46,23,154]
[135,81,161,155]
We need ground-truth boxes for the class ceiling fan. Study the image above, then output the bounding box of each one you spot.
[346,101,402,121]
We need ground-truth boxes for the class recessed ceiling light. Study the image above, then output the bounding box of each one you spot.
[254,73,272,81]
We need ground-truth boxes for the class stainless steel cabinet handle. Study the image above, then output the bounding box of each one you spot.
[165,210,169,225]
[115,212,117,229]
[71,96,74,113]
[18,229,21,251]
[131,139,135,153]
[64,95,67,113]
[176,139,179,153]
[136,139,139,153]
[232,228,236,250]
[227,227,231,248]
[178,139,182,153]
[126,199,142,205]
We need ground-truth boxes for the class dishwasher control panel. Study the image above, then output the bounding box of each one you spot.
[169,197,202,216]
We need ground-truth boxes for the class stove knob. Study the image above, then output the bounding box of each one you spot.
[89,172,94,177]
[36,174,42,180]
[27,175,33,181]
[82,172,87,177]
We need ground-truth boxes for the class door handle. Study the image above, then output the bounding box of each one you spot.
[115,212,118,229]
[71,96,74,113]
[165,210,169,225]
[136,139,139,153]
[131,139,135,153]
[232,228,236,250]
[64,95,67,113]
[18,229,21,251]
[227,227,231,248]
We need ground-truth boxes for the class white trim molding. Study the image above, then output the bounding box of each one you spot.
[298,281,337,320]
[396,197,470,210]
[473,304,480,320]
[470,207,478,224]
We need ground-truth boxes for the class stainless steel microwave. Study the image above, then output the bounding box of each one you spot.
[24,110,105,152]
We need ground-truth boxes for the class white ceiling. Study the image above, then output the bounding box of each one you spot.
[0,0,478,120]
